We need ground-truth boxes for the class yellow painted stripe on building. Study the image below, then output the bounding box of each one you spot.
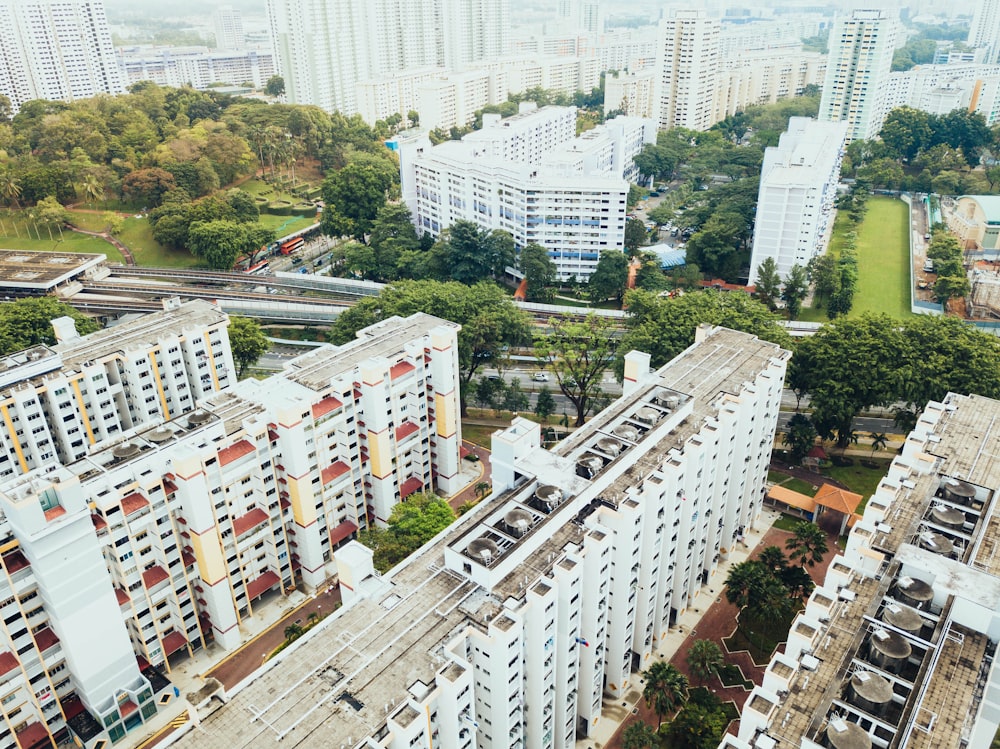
[425,704,434,749]
[0,405,27,473]
[287,475,317,527]
[189,528,227,586]
[149,348,170,419]
[204,331,220,390]
[0,540,19,555]
[368,431,392,479]
[435,393,456,438]
[70,379,96,445]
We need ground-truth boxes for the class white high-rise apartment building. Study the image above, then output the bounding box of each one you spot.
[213,4,245,50]
[0,307,462,749]
[970,0,1000,63]
[166,324,790,749]
[266,0,509,115]
[0,0,124,114]
[882,63,1000,125]
[117,46,276,91]
[654,10,721,131]
[819,9,899,143]
[394,104,654,280]
[748,117,848,285]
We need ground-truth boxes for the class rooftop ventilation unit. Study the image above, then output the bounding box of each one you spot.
[883,602,922,635]
[595,437,622,456]
[826,718,872,749]
[503,508,532,538]
[930,503,965,530]
[466,538,500,565]
[531,485,564,514]
[634,406,660,425]
[868,628,911,673]
[848,670,893,716]
[613,425,640,442]
[896,576,933,609]
[147,427,173,444]
[576,455,604,479]
[941,478,976,506]
[918,530,953,556]
[112,441,141,460]
[187,409,211,427]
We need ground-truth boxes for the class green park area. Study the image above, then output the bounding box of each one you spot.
[799,197,913,321]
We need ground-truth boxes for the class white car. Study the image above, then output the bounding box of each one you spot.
[532,372,549,382]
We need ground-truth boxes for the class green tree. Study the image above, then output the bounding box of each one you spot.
[535,313,617,426]
[503,377,529,413]
[807,254,838,308]
[780,564,815,599]
[228,317,269,377]
[642,661,688,727]
[588,251,629,304]
[474,377,506,412]
[483,229,516,280]
[186,220,249,269]
[782,413,817,464]
[264,75,285,97]
[368,202,420,281]
[756,546,788,576]
[33,196,70,235]
[622,721,658,749]
[283,623,303,641]
[386,492,454,544]
[786,521,829,568]
[520,242,557,302]
[934,274,971,307]
[320,152,399,241]
[667,703,727,749]
[434,220,488,284]
[686,640,724,685]
[624,218,648,255]
[869,432,888,456]
[534,386,555,420]
[328,281,531,414]
[101,211,123,236]
[753,257,781,310]
[0,171,21,208]
[0,298,99,355]
[781,264,809,319]
[616,290,790,375]
[121,167,177,207]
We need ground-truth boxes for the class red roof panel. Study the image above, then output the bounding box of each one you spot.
[121,493,150,515]
[33,627,58,652]
[329,520,358,546]
[162,630,188,657]
[321,461,351,486]
[218,439,255,467]
[43,506,66,521]
[114,588,130,607]
[141,565,169,589]
[119,699,138,718]
[15,722,50,749]
[3,551,28,574]
[91,514,108,531]
[232,507,269,537]
[311,396,344,419]
[245,570,280,600]
[400,477,424,499]
[389,360,416,379]
[395,421,420,441]
[0,651,18,677]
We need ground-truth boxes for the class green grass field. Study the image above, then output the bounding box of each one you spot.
[118,218,201,268]
[799,197,913,321]
[258,213,317,235]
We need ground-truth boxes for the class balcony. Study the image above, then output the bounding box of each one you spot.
[217,439,255,467]
[141,565,169,591]
[232,508,268,538]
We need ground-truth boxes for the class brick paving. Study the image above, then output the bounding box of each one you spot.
[447,441,492,511]
[601,524,840,749]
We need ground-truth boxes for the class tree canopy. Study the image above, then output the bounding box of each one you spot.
[358,493,455,572]
[0,298,99,355]
[228,317,269,377]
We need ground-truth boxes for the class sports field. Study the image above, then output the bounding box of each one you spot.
[799,196,913,320]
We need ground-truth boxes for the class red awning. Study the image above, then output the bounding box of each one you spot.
[218,439,255,466]
[182,551,196,568]
[43,506,66,521]
[61,695,85,721]
[232,507,269,537]
[395,421,419,441]
[329,520,358,546]
[2,551,28,574]
[162,630,188,657]
[389,360,416,379]
[400,477,424,499]
[121,493,150,515]
[91,514,108,531]
[33,627,58,652]
[321,461,351,485]
[15,722,50,749]
[0,651,19,677]
[311,396,344,419]
[141,565,169,589]
[245,570,280,600]
[119,699,138,718]
[114,588,131,607]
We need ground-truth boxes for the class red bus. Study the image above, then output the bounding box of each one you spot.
[279,236,304,255]
[245,260,270,275]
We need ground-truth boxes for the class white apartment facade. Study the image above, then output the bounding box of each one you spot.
[0,299,235,483]
[970,0,1000,64]
[266,0,509,115]
[654,10,721,131]
[394,105,654,280]
[0,311,462,749]
[882,63,1000,125]
[714,44,827,123]
[819,9,899,143]
[116,46,276,91]
[166,324,791,749]
[724,391,1000,749]
[604,70,657,118]
[213,5,245,50]
[749,117,848,285]
[0,0,124,114]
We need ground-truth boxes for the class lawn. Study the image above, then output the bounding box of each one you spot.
[821,458,891,508]
[258,213,317,236]
[118,218,201,268]
[799,197,913,320]
[67,210,110,232]
[0,227,124,263]
[462,424,502,448]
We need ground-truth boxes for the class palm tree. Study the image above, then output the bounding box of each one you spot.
[686,639,724,685]
[780,564,815,599]
[0,171,21,209]
[724,560,769,611]
[283,623,304,641]
[869,432,888,457]
[474,481,490,500]
[622,720,659,749]
[79,174,104,207]
[247,124,267,172]
[642,661,688,727]
[756,545,788,576]
[786,521,829,568]
[307,612,319,625]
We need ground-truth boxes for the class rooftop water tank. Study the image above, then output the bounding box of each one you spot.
[941,478,976,506]
[825,718,872,749]
[918,530,954,556]
[868,628,911,673]
[896,576,934,609]
[848,671,893,716]
[930,504,965,530]
[883,603,922,635]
